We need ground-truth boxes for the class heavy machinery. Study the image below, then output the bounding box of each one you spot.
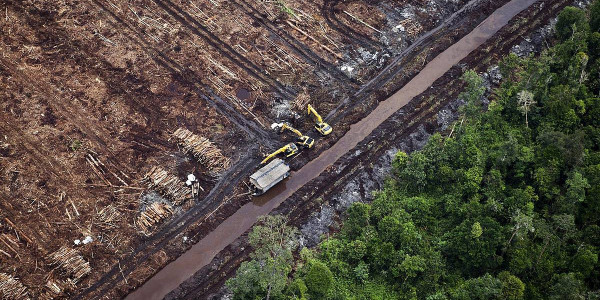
[260,143,299,164]
[307,104,332,136]
[249,158,290,195]
[273,123,315,149]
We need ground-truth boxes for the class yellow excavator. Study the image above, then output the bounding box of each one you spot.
[261,143,299,164]
[307,104,332,136]
[275,123,315,149]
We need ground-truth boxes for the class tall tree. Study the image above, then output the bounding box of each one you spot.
[227,215,298,300]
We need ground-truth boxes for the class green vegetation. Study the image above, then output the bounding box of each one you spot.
[277,0,298,19]
[229,3,600,299]
[69,139,82,151]
[226,215,299,300]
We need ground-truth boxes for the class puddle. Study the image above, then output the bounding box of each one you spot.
[236,88,251,101]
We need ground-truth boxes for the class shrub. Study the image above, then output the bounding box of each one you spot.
[304,261,333,298]
[555,7,589,41]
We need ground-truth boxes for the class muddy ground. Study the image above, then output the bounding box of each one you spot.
[0,0,495,298]
[164,0,578,298]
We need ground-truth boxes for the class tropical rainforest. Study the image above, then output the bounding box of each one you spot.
[226,2,600,299]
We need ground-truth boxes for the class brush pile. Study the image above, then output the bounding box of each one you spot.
[47,247,91,283]
[293,88,311,110]
[398,19,423,37]
[95,205,122,230]
[136,202,173,235]
[43,278,74,297]
[0,273,29,300]
[143,166,192,205]
[171,127,230,176]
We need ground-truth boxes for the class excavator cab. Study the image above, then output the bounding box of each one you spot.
[282,143,299,156]
[274,123,315,149]
[307,104,332,136]
[261,143,299,164]
[296,135,314,149]
[315,122,332,136]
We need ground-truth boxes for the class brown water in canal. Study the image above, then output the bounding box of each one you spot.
[126,0,538,298]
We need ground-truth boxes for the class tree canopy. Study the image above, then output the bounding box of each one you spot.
[228,3,600,299]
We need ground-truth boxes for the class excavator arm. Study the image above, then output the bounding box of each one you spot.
[280,123,303,137]
[261,143,299,164]
[279,123,315,149]
[307,104,332,136]
[307,104,323,123]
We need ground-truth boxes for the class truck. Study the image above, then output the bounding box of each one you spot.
[249,158,290,195]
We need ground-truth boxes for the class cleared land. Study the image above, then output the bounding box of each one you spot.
[0,0,549,298]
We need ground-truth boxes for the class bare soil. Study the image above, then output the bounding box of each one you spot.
[0,0,543,299]
[164,0,574,298]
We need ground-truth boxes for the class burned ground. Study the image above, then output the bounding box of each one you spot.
[0,0,529,298]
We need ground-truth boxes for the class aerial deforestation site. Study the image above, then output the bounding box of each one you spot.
[0,0,578,299]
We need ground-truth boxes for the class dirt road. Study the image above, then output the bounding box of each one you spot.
[126,0,538,298]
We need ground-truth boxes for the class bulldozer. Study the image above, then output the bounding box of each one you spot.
[260,143,299,165]
[307,104,332,136]
[272,123,315,149]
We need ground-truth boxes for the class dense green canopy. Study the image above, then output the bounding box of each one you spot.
[229,3,600,299]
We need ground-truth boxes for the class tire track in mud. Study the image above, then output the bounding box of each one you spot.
[0,118,66,181]
[91,0,271,143]
[233,0,358,86]
[324,0,494,123]
[75,151,259,300]
[197,87,274,142]
[150,0,297,100]
[0,54,131,174]
[322,0,383,51]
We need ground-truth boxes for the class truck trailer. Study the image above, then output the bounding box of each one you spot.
[249,158,290,195]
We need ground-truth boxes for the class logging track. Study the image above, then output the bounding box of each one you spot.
[233,0,358,86]
[150,0,298,100]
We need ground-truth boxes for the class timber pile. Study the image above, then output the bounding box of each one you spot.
[293,88,311,110]
[143,166,191,205]
[135,202,173,235]
[171,128,230,176]
[45,280,62,295]
[47,246,91,283]
[0,273,29,300]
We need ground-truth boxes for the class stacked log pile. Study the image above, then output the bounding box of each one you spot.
[143,166,191,205]
[0,273,29,300]
[135,202,173,235]
[45,280,63,295]
[171,128,230,176]
[47,247,91,284]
